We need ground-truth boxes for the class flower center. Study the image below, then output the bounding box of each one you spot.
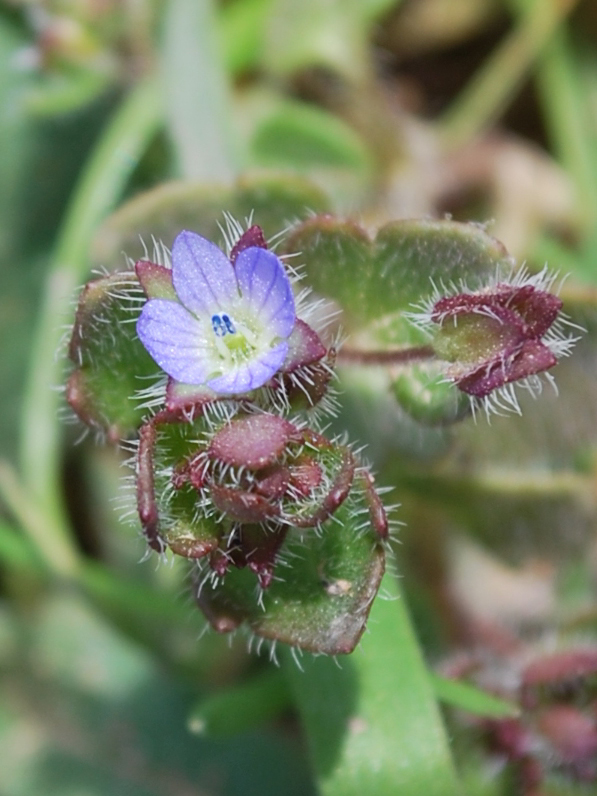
[211,312,260,363]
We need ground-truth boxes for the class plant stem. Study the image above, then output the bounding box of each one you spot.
[19,75,162,573]
[0,459,78,575]
[337,344,436,366]
[161,0,240,181]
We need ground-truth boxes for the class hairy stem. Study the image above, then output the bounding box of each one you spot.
[337,345,436,366]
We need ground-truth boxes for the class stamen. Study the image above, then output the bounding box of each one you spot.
[212,313,238,338]
[222,313,236,334]
[212,314,227,337]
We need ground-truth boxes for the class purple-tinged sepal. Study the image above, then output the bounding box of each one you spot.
[230,224,268,264]
[408,267,581,416]
[135,260,176,300]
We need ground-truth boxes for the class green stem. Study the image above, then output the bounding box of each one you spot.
[439,0,579,150]
[0,459,77,575]
[526,25,597,239]
[19,75,162,574]
[162,0,240,181]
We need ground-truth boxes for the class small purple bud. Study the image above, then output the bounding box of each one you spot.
[457,339,557,397]
[287,457,323,497]
[281,440,355,528]
[255,466,292,499]
[415,270,580,408]
[211,483,281,524]
[208,414,300,470]
[282,319,327,372]
[237,524,288,589]
[537,705,597,770]
[520,648,597,709]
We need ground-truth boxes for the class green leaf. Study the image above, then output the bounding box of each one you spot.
[285,572,465,796]
[392,365,471,426]
[25,69,112,117]
[0,519,45,573]
[284,217,514,334]
[250,100,372,170]
[188,668,291,736]
[430,673,519,719]
[263,0,399,80]
[66,271,158,438]
[220,0,273,75]
[29,593,154,700]
[20,76,162,574]
[197,482,385,654]
[138,416,225,558]
[0,592,317,796]
[91,175,330,270]
[162,0,239,181]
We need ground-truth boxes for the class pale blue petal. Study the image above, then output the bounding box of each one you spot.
[172,230,238,317]
[207,341,289,394]
[137,299,212,384]
[235,248,295,338]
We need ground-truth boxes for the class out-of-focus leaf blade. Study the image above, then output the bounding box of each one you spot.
[286,573,464,796]
[250,100,373,170]
[188,668,291,736]
[284,217,514,331]
[92,175,330,270]
[430,672,520,719]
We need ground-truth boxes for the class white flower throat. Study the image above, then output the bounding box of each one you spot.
[211,312,259,364]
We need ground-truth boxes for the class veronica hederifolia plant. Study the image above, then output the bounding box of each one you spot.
[67,218,389,654]
[66,207,578,654]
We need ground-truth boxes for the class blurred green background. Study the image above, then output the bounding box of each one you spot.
[3,1,597,794]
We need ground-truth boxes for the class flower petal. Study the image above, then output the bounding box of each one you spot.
[137,299,213,384]
[235,247,295,338]
[172,230,238,316]
[207,341,289,394]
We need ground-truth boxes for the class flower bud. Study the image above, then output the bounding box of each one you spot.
[136,409,387,592]
[409,268,580,414]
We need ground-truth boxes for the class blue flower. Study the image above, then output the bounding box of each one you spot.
[137,230,296,394]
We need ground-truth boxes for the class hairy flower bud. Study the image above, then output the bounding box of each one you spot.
[136,408,387,592]
[408,267,581,415]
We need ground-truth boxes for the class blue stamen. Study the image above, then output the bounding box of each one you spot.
[212,313,236,337]
[222,313,236,334]
[212,315,226,337]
